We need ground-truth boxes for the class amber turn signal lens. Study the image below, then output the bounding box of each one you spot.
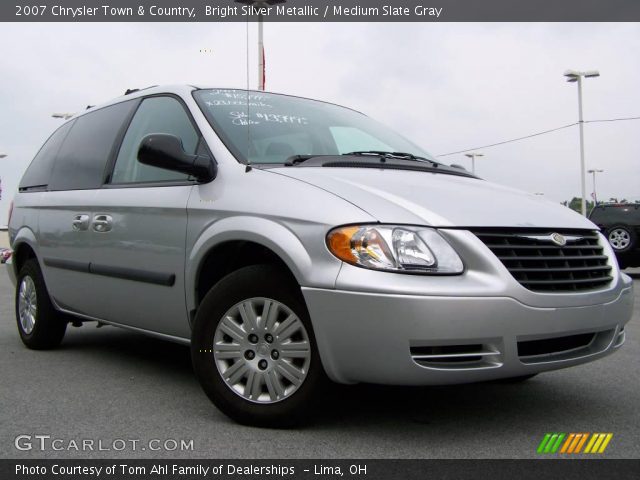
[327,226,360,263]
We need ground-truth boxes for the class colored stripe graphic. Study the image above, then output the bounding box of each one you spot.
[569,433,583,453]
[545,434,559,453]
[537,434,552,453]
[551,433,565,453]
[591,434,606,453]
[538,433,613,454]
[584,433,599,453]
[574,433,589,453]
[560,433,576,453]
[537,433,566,453]
[598,433,613,453]
[585,433,614,454]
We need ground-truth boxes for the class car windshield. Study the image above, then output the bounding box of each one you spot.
[193,89,437,165]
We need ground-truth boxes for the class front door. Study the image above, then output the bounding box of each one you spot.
[86,95,205,339]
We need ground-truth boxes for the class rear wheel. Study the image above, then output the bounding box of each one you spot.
[15,259,67,349]
[191,265,325,427]
[606,225,636,253]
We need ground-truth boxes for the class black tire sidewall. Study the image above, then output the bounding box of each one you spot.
[191,265,325,427]
[15,259,66,349]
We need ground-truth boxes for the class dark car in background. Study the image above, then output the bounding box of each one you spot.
[589,203,640,269]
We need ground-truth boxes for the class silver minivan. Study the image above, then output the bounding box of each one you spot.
[6,85,634,426]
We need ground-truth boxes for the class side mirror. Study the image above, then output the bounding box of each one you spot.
[137,134,216,183]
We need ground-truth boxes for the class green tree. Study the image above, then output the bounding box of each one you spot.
[565,197,594,213]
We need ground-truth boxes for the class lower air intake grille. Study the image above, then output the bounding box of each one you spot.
[517,333,595,358]
[517,329,615,364]
[472,229,613,292]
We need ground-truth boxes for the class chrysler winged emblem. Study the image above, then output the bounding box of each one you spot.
[550,233,567,246]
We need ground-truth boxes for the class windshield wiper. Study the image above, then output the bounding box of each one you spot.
[344,151,439,167]
[284,152,441,168]
[284,154,327,166]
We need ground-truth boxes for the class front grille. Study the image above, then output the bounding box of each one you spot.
[472,229,613,292]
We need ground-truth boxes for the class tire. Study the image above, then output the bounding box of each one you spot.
[15,259,67,350]
[606,225,636,253]
[191,265,326,427]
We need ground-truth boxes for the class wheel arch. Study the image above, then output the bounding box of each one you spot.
[11,227,40,276]
[186,216,315,319]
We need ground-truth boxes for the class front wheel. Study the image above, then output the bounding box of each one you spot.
[15,259,67,349]
[191,265,326,427]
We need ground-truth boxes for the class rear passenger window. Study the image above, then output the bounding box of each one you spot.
[589,208,605,223]
[49,101,136,191]
[19,121,75,191]
[110,96,199,184]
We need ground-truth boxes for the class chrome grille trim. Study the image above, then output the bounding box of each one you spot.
[409,342,503,370]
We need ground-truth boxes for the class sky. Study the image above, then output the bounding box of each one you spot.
[1,21,639,225]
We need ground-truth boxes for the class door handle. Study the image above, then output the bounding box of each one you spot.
[92,214,113,233]
[72,214,90,231]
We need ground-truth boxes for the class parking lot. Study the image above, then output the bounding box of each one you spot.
[0,264,638,459]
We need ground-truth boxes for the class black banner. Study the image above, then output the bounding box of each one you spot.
[3,0,640,22]
[3,459,640,480]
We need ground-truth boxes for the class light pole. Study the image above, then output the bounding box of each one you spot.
[52,113,74,120]
[564,69,600,216]
[587,168,604,206]
[235,0,286,91]
[464,152,484,175]
[0,153,6,201]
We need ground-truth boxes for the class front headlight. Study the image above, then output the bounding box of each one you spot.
[326,225,464,274]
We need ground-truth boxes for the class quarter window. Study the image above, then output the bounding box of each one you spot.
[111,96,199,184]
[49,101,136,191]
[19,120,75,191]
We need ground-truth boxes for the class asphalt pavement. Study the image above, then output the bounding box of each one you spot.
[1,268,638,459]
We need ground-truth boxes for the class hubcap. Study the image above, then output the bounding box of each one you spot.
[18,276,37,334]
[213,297,311,404]
[609,229,631,250]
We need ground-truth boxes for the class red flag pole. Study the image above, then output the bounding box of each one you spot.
[258,12,265,90]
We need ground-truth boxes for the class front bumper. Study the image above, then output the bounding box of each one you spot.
[302,280,634,385]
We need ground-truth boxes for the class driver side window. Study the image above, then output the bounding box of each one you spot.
[111,96,199,184]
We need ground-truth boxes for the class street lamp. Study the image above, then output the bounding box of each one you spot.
[587,168,604,206]
[235,0,287,90]
[564,69,600,216]
[52,113,74,120]
[464,152,484,175]
[0,154,6,201]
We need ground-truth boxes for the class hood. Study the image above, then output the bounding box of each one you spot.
[271,167,596,229]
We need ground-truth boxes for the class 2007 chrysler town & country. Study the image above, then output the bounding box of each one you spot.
[6,86,634,426]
